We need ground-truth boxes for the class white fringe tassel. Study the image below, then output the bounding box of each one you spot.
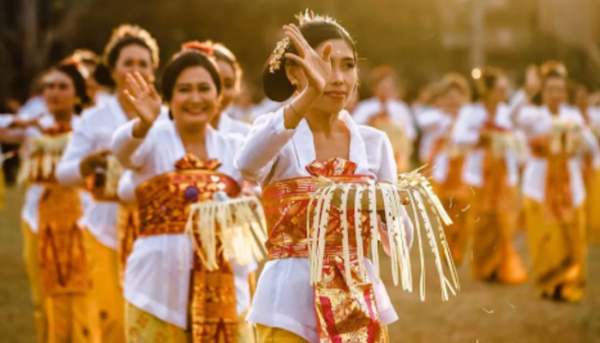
[185,195,267,271]
[306,171,460,301]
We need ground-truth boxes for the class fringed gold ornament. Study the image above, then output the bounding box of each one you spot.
[306,170,460,301]
[185,194,268,271]
[104,155,123,199]
[19,133,71,184]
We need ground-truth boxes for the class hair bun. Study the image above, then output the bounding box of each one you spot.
[262,60,295,102]
[182,41,214,56]
[540,61,567,78]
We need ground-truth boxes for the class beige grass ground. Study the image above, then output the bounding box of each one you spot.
[1,186,599,343]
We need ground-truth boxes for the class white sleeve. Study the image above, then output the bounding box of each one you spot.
[110,120,154,170]
[451,107,480,146]
[352,101,376,125]
[56,118,95,187]
[415,110,441,131]
[376,132,398,183]
[515,106,538,134]
[0,114,14,128]
[388,101,417,141]
[234,108,295,182]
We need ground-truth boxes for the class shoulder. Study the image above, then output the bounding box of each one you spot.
[354,98,378,110]
[518,104,540,118]
[38,113,58,127]
[388,100,411,112]
[228,115,253,134]
[560,105,584,124]
[214,128,246,150]
[356,124,388,147]
[78,103,110,125]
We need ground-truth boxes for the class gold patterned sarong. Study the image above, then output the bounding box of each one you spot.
[116,203,138,284]
[38,184,88,295]
[262,158,386,343]
[135,153,240,342]
[525,131,586,301]
[470,127,527,284]
[582,155,600,242]
[429,135,469,265]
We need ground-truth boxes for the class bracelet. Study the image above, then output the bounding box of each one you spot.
[288,103,302,120]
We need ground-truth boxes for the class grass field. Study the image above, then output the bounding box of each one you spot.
[1,186,599,343]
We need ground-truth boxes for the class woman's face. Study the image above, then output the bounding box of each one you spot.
[43,70,76,115]
[542,76,567,110]
[444,87,466,115]
[289,38,358,115]
[112,44,154,92]
[488,76,509,104]
[169,66,220,129]
[216,59,239,111]
[373,75,398,101]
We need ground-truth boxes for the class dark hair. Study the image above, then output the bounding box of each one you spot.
[540,61,567,87]
[161,49,222,103]
[369,65,398,91]
[568,81,591,105]
[103,25,159,70]
[440,72,472,101]
[263,17,357,102]
[54,63,91,114]
[93,63,116,89]
[477,67,504,100]
[213,43,242,84]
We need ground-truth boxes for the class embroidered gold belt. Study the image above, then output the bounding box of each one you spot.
[262,175,387,343]
[135,169,241,342]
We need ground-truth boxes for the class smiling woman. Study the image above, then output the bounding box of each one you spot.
[112,41,261,343]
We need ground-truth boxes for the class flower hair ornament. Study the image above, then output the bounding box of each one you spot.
[61,54,90,79]
[268,9,344,73]
[182,41,215,56]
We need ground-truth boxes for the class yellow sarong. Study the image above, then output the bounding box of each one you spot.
[83,229,125,343]
[523,197,586,302]
[583,160,600,242]
[126,303,257,343]
[433,155,470,265]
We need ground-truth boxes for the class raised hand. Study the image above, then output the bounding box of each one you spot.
[283,24,332,93]
[124,72,162,128]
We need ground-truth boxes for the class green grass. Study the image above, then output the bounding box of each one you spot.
[1,186,599,342]
[0,187,35,343]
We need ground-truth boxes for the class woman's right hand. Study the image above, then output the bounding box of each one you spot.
[79,149,110,177]
[124,72,162,134]
[283,24,332,94]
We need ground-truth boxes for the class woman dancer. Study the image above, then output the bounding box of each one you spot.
[451,67,527,284]
[21,59,99,343]
[235,12,459,343]
[513,62,591,302]
[57,24,160,343]
[112,41,260,342]
[430,73,471,265]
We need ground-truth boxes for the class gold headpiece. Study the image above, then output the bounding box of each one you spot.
[103,24,160,69]
[268,10,341,73]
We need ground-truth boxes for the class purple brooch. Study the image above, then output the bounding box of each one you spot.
[184,185,200,202]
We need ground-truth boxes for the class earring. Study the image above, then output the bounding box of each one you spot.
[290,79,298,87]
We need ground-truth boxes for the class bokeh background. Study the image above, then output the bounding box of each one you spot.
[1,1,600,342]
[2,0,600,106]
